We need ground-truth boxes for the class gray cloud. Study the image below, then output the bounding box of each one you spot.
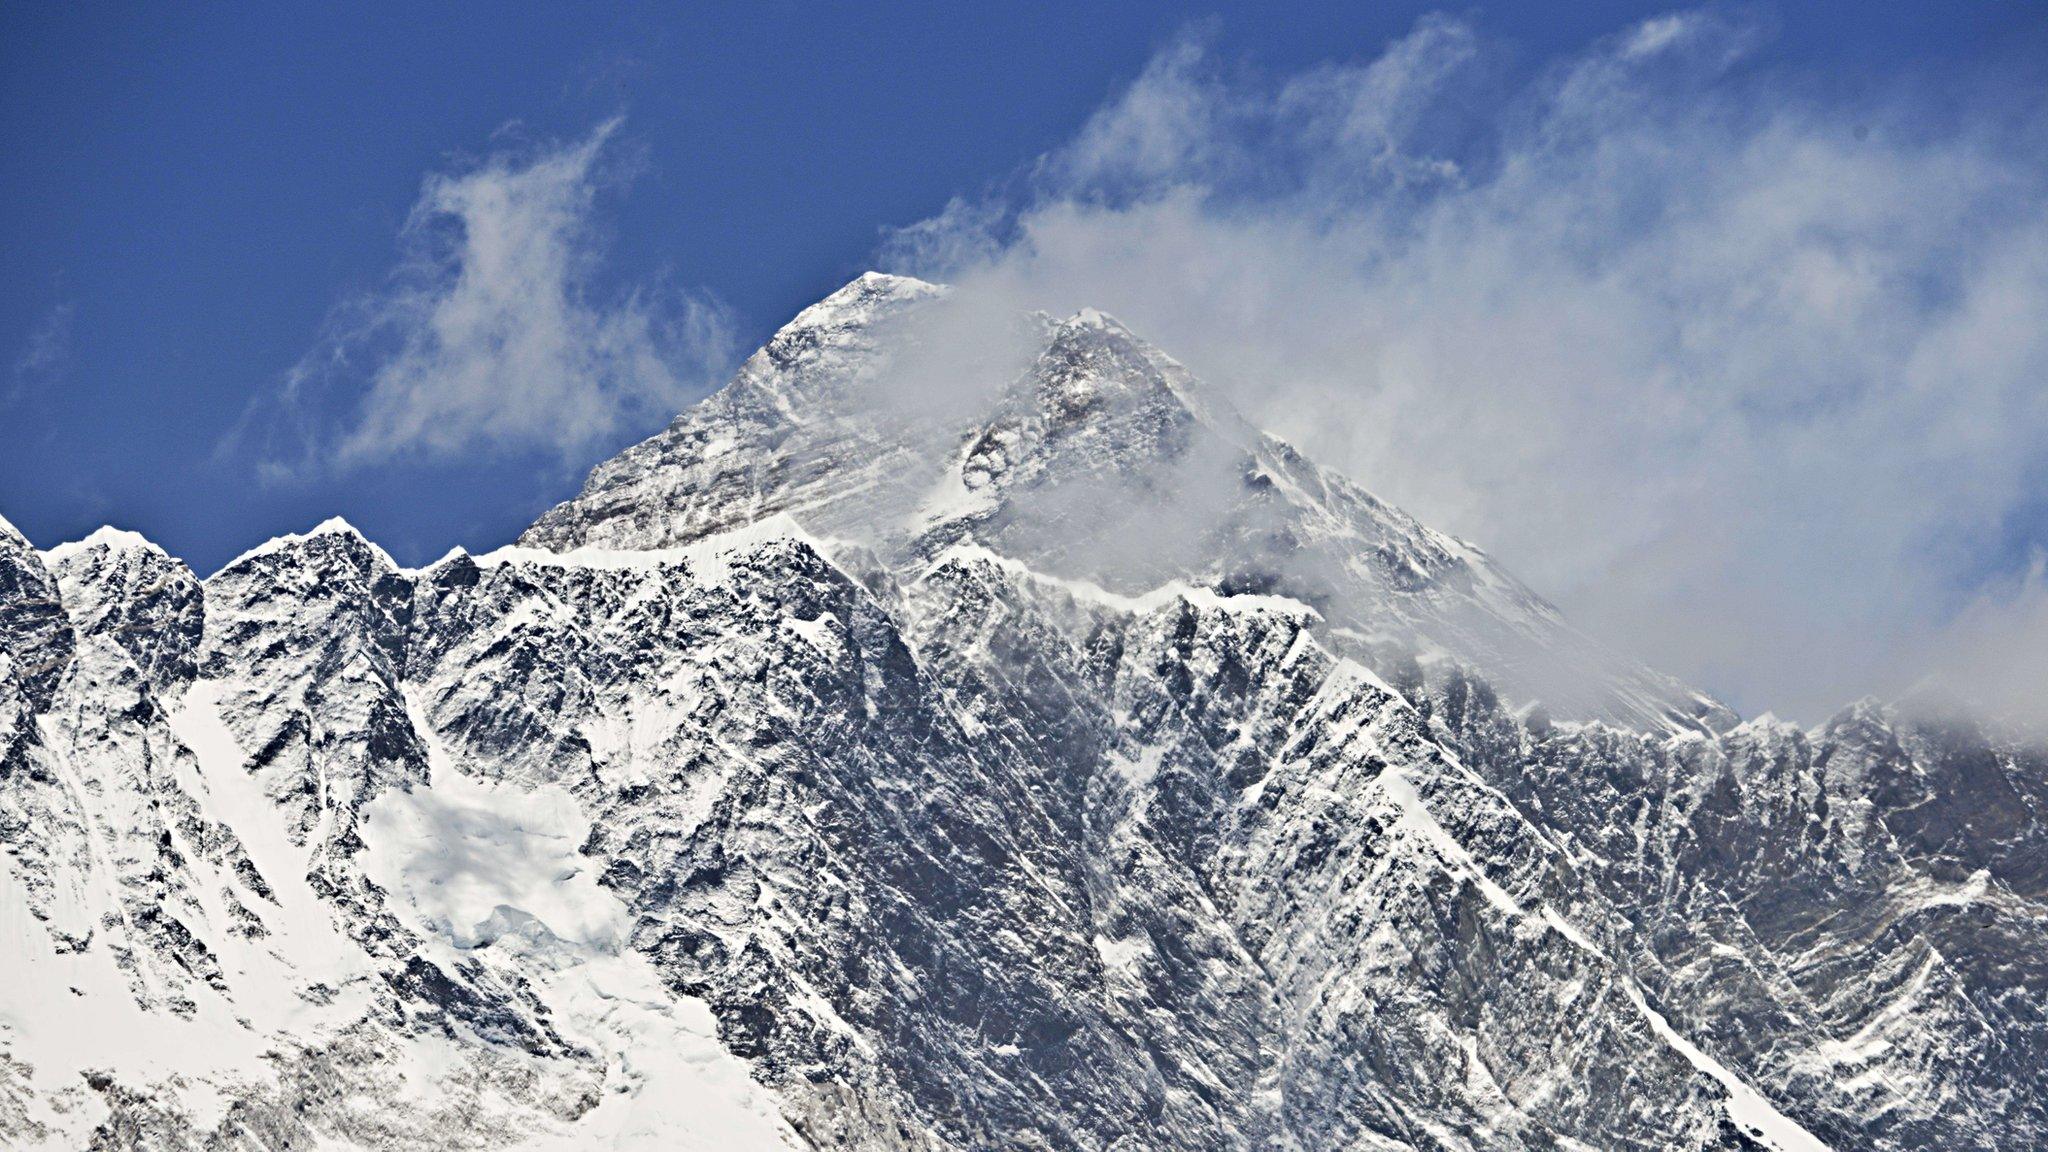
[883,12,2048,725]
[261,117,732,473]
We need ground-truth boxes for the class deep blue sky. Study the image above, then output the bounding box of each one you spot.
[2,1,2042,573]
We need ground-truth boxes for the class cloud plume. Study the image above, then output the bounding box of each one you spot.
[261,117,732,471]
[883,12,2048,724]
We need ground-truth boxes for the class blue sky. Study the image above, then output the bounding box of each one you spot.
[5,2,2048,717]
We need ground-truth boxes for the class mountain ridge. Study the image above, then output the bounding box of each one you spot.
[2,274,2044,1150]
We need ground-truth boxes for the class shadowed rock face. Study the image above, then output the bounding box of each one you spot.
[0,515,75,711]
[2,276,2042,1151]
[46,528,204,696]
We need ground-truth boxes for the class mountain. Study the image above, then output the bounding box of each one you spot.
[523,274,1729,735]
[2,275,2043,1151]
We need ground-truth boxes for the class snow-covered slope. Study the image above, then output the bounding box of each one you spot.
[2,277,2042,1150]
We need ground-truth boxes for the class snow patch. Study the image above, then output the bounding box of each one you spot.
[167,682,374,986]
[1093,934,1153,972]
[353,699,799,1148]
[1109,745,1164,789]
[360,699,627,952]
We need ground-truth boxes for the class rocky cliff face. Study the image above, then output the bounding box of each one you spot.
[1,275,2041,1150]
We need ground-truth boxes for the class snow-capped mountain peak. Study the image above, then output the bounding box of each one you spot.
[529,274,1728,733]
[42,525,165,565]
[3,274,2042,1151]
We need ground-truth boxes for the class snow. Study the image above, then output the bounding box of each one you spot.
[361,771,626,952]
[1620,978,1834,1152]
[361,695,627,952]
[1068,307,1128,333]
[0,681,416,1143]
[505,927,800,1152]
[356,696,799,1150]
[908,444,1001,529]
[1351,701,1836,1152]
[1534,906,1834,1152]
[1093,934,1154,972]
[166,682,378,991]
[213,515,399,575]
[785,612,842,656]
[467,513,819,584]
[1109,745,1165,788]
[43,525,161,564]
[762,271,946,362]
[1375,764,1528,920]
[0,853,276,1113]
[1811,949,1941,1089]
[928,541,1321,623]
[1910,868,1993,910]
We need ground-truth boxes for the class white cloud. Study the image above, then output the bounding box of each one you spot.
[884,12,2048,724]
[10,301,74,404]
[267,117,732,469]
[1054,32,1221,193]
[1619,14,1696,60]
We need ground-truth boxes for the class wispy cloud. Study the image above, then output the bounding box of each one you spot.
[884,12,2048,724]
[246,117,732,474]
[1906,551,2048,725]
[9,301,75,404]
